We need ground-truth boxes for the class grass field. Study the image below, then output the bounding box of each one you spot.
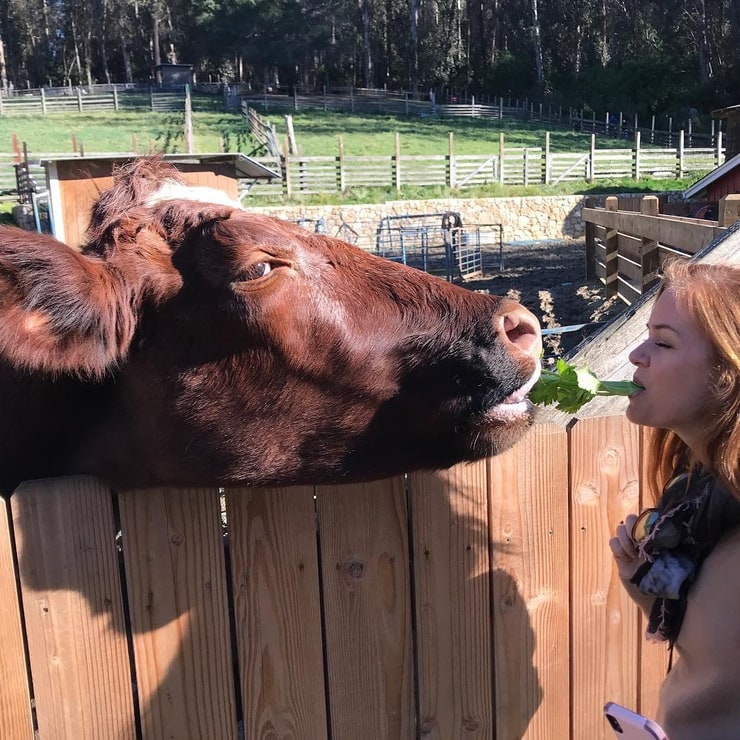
[0,103,639,157]
[0,104,697,203]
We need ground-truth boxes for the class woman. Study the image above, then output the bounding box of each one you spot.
[609,259,740,739]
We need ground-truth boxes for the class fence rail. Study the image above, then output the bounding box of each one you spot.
[264,136,722,198]
[0,138,723,205]
[0,90,187,116]
[0,415,669,740]
[583,193,740,304]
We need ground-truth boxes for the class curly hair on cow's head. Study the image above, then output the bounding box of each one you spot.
[86,156,187,247]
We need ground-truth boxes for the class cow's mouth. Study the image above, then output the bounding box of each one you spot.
[485,363,541,422]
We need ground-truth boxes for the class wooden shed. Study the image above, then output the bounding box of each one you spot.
[713,103,740,160]
[683,151,740,202]
[41,153,279,248]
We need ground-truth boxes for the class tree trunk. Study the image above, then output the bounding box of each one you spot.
[531,0,544,83]
[152,0,161,83]
[0,36,7,92]
[360,0,372,87]
[409,0,419,92]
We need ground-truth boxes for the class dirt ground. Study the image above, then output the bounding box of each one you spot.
[463,239,625,357]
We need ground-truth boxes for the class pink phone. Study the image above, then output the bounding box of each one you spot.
[604,702,669,740]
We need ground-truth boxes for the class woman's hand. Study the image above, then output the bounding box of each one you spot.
[609,514,642,581]
[609,513,655,615]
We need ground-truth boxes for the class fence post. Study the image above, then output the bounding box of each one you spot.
[396,132,403,192]
[447,131,455,188]
[716,130,723,166]
[544,131,551,185]
[639,196,660,293]
[524,147,529,185]
[633,130,641,179]
[113,86,119,111]
[604,196,619,298]
[584,196,596,279]
[589,134,596,182]
[677,130,684,178]
[40,87,46,114]
[498,132,505,186]
[282,142,292,199]
[77,87,83,112]
[499,96,503,120]
[718,194,740,226]
[337,135,345,192]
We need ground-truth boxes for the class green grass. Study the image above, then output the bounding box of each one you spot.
[0,105,697,204]
[0,109,251,155]
[252,175,699,207]
[0,106,639,157]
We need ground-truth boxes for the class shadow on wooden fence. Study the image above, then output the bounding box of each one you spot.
[1,416,670,740]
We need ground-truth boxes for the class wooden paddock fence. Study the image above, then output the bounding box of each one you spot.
[584,192,740,304]
[1,415,671,740]
[244,131,723,199]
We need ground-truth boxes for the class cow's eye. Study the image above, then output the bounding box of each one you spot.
[238,261,272,281]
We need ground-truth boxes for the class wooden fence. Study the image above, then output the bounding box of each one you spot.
[0,90,186,116]
[1,415,672,740]
[243,132,723,199]
[583,193,740,304]
[2,134,722,204]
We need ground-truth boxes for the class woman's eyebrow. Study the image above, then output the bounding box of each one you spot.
[647,322,680,334]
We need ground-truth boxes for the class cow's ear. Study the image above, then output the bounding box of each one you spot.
[0,226,172,378]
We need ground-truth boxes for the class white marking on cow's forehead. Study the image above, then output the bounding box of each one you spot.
[145,180,244,209]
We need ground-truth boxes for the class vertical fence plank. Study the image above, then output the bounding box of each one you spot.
[570,416,642,739]
[118,487,236,740]
[227,486,328,739]
[11,477,136,740]
[636,424,671,718]
[489,423,570,740]
[0,496,34,740]
[603,196,619,298]
[409,460,493,740]
[639,196,660,293]
[316,478,413,740]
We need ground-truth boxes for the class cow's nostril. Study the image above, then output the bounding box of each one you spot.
[501,306,542,357]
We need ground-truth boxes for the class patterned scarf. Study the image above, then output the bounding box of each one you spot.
[631,466,740,645]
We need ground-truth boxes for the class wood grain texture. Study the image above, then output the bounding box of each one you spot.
[227,486,328,740]
[569,416,641,739]
[11,477,135,740]
[635,426,671,718]
[118,486,236,740]
[409,461,493,740]
[0,496,34,740]
[489,423,570,740]
[316,478,413,740]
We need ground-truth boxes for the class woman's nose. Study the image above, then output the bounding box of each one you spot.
[628,341,648,366]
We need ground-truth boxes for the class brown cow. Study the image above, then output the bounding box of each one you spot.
[0,157,542,494]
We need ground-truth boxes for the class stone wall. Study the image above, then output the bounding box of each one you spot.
[245,194,587,245]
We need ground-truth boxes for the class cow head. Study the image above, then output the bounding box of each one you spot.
[0,157,542,491]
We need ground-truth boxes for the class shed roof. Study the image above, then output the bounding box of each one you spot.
[39,153,279,181]
[683,152,740,199]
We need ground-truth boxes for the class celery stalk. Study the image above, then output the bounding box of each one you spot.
[528,359,642,414]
